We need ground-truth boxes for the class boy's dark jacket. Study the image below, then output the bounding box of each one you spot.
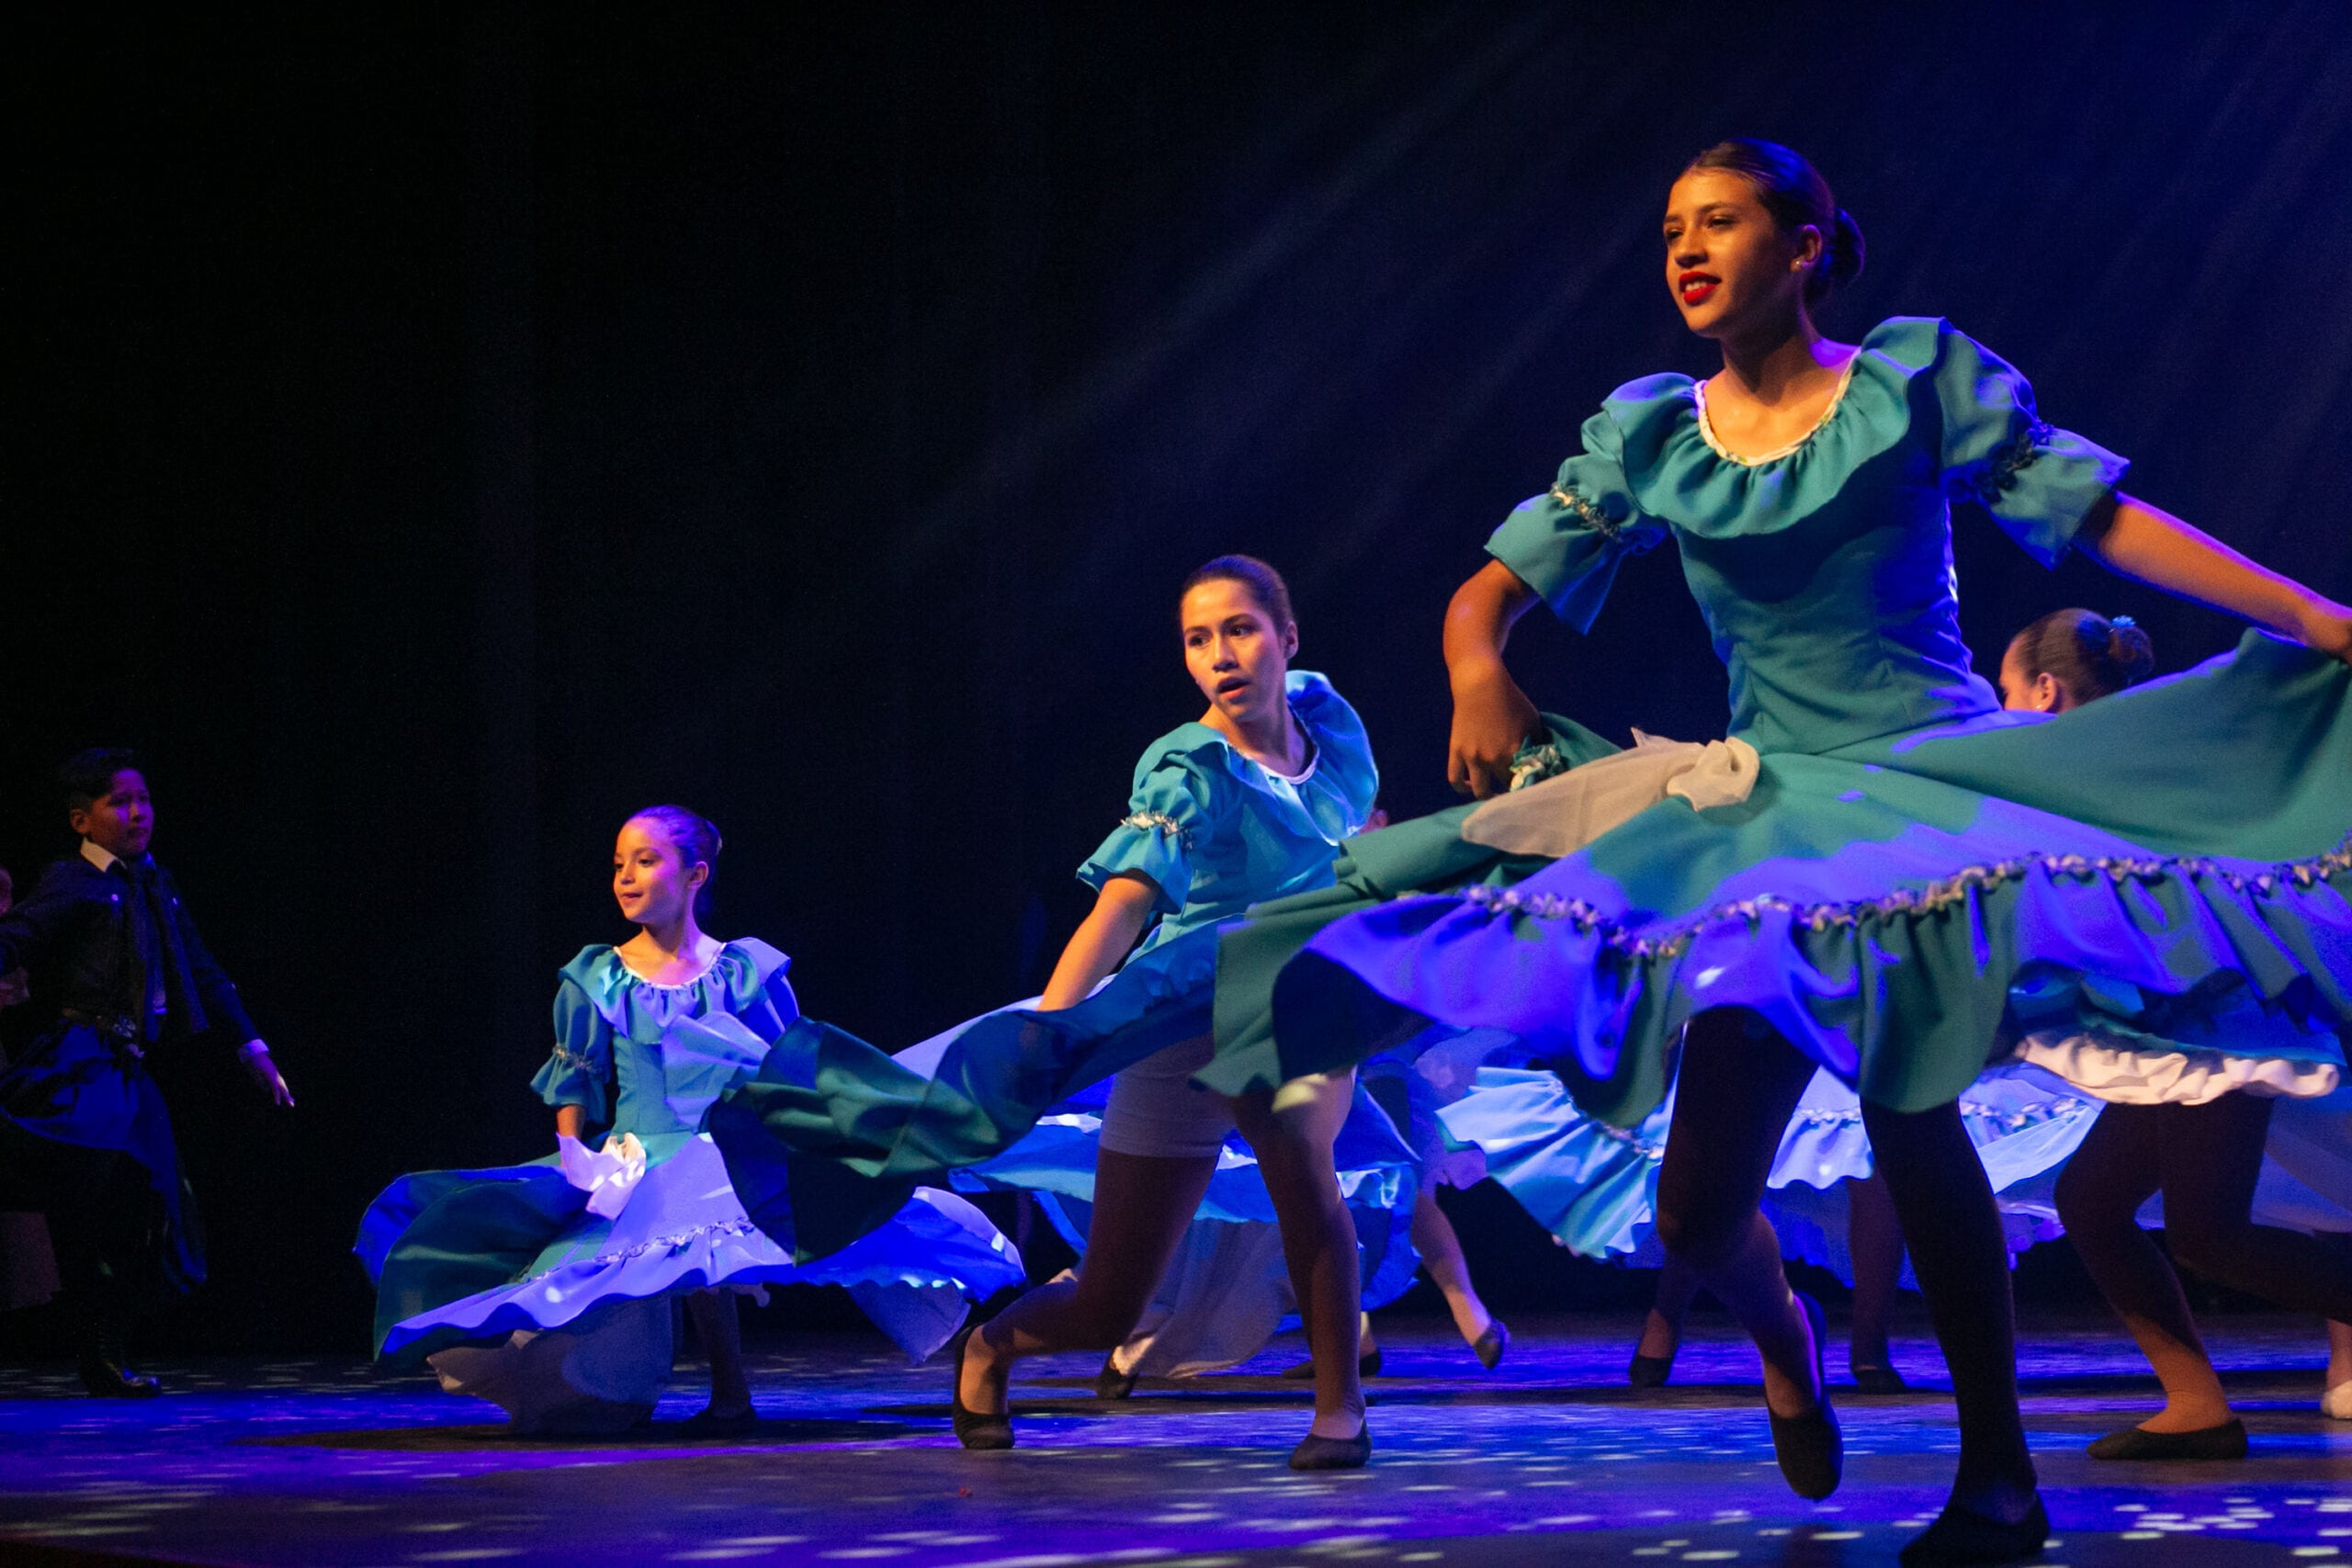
[0,853,255,1046]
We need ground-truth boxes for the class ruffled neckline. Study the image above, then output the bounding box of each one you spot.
[1690,349,1860,466]
[1606,316,1947,536]
[1145,671,1374,846]
[564,937,791,1024]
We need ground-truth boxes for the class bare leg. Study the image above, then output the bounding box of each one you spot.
[1865,1098,2037,1523]
[2054,1101,2230,1430]
[683,1290,752,1418]
[1845,1172,1905,1377]
[1638,1252,1702,1362]
[1652,1010,1823,1421]
[1409,1188,1492,1345]
[1235,1070,1363,1440]
[2326,1316,2352,1418]
[959,1149,1218,1416]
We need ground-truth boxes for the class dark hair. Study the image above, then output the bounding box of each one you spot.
[1180,554,1295,630]
[628,804,723,919]
[1686,139,1865,307]
[2009,609,2155,705]
[62,747,144,811]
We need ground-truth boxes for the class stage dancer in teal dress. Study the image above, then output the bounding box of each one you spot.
[1244,141,2352,1563]
[1976,610,2352,1461]
[358,807,1023,1434]
[712,556,1385,1467]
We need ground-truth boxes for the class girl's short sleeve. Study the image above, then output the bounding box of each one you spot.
[1934,324,2131,567]
[531,974,614,1122]
[1486,409,1668,633]
[1077,750,1226,917]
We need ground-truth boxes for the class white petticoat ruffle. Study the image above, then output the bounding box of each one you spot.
[2013,1032,2341,1105]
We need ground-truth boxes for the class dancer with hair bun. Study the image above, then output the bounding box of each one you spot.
[1995,607,2155,714]
[713,556,1402,1468]
[357,806,1023,1434]
[1232,138,2352,1563]
[1973,616,2352,1461]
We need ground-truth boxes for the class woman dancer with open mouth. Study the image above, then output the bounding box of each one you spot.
[1237,141,2352,1563]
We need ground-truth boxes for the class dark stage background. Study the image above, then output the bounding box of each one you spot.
[6,5,2350,1354]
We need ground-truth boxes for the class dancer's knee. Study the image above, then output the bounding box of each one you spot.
[2053,1152,2152,1239]
[1655,1194,1746,1273]
[2163,1213,2262,1292]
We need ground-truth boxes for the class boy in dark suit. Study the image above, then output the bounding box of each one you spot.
[0,749,294,1394]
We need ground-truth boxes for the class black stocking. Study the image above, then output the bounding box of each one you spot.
[1653,1010,1820,1413]
[1862,1096,2035,1511]
[2157,1093,2352,1318]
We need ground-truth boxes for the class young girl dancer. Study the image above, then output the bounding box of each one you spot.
[1241,141,2352,1563]
[358,807,1023,1433]
[713,556,1383,1466]
[1977,612,2352,1458]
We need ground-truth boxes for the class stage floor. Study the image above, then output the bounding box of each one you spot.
[2,1314,2347,1567]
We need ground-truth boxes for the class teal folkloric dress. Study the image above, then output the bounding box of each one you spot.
[708,672,1421,1303]
[1238,318,2352,1132]
[356,940,1026,1409]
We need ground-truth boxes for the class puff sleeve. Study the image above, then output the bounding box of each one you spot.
[531,974,613,1122]
[1485,408,1668,634]
[1933,322,2130,567]
[1076,749,1229,918]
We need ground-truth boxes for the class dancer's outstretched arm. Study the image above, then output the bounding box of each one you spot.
[1444,559,1546,798]
[2081,495,2352,661]
[1037,873,1158,1010]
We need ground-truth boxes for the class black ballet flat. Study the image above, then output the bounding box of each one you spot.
[2086,1417,2246,1461]
[1897,1495,2049,1566]
[1767,1292,1840,1500]
[948,1325,1014,1451]
[1850,1362,1908,1394]
[1472,1319,1510,1371]
[78,1354,162,1400]
[1094,1352,1137,1401]
[1288,1423,1372,1471]
[1627,1351,1675,1390]
[680,1404,760,1436]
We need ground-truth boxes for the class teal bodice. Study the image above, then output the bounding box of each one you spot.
[530,938,799,1138]
[1487,318,2130,757]
[1080,671,1379,953]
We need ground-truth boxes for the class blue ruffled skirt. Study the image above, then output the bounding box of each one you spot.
[858,998,1425,1379]
[358,1130,1025,1367]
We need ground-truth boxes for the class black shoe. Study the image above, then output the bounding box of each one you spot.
[1766,1291,1840,1500]
[1628,1351,1675,1390]
[1094,1352,1137,1401]
[78,1354,162,1400]
[1471,1320,1510,1371]
[680,1404,760,1436]
[2086,1417,2246,1461]
[1851,1362,1908,1393]
[948,1325,1013,1451]
[1288,1422,1372,1471]
[1898,1495,2049,1565]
